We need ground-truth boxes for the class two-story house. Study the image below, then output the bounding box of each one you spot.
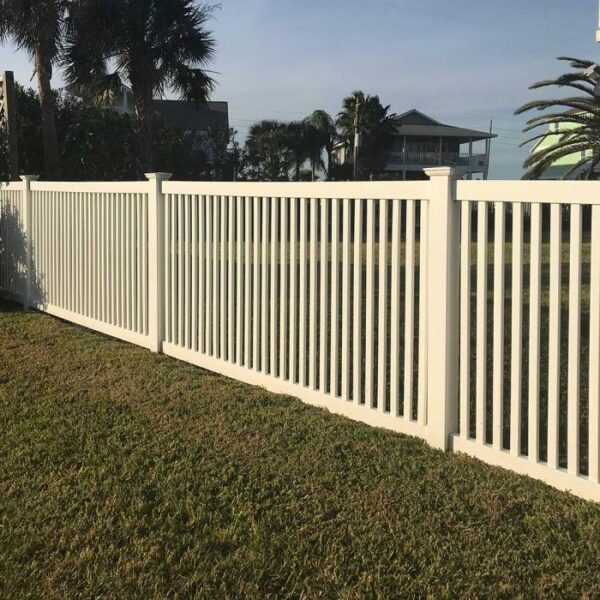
[333,109,495,180]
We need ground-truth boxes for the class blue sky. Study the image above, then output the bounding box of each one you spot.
[2,0,600,178]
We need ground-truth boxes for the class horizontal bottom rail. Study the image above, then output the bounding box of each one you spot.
[162,342,434,445]
[31,302,152,350]
[451,435,600,502]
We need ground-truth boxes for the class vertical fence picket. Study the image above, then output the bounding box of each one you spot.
[309,197,318,389]
[213,197,220,358]
[476,201,488,444]
[220,196,228,359]
[319,198,329,394]
[567,204,582,475]
[460,201,471,438]
[511,202,524,456]
[330,198,340,397]
[270,197,278,375]
[547,204,562,468]
[236,196,243,363]
[390,199,402,416]
[590,205,600,484]
[192,195,198,352]
[403,200,415,417]
[228,196,235,361]
[184,195,191,349]
[288,198,297,383]
[417,200,428,424]
[365,199,375,408]
[378,199,389,413]
[529,203,542,462]
[253,198,260,369]
[492,202,505,449]
[299,198,307,386]
[279,198,289,379]
[353,198,363,405]
[261,197,269,371]
[244,197,252,366]
[341,198,351,401]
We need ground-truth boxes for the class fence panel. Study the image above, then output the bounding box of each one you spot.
[160,181,433,441]
[0,181,26,301]
[27,182,152,348]
[1,175,600,501]
[454,180,600,501]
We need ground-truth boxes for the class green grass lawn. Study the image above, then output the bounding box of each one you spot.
[1,300,600,598]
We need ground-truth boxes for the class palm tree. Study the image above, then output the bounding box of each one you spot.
[64,0,215,174]
[284,121,320,181]
[245,120,291,181]
[0,0,67,178]
[303,110,337,180]
[336,91,396,179]
[516,57,600,180]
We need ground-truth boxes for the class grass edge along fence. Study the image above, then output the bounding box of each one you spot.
[0,171,599,502]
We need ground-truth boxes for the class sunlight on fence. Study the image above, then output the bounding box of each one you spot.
[1,173,599,501]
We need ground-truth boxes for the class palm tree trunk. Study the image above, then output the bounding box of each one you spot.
[34,47,58,179]
[132,83,156,175]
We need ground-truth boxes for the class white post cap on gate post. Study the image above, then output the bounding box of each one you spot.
[19,175,39,182]
[145,172,173,181]
[424,166,465,179]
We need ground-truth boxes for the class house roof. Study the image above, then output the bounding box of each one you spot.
[153,100,229,132]
[392,110,495,142]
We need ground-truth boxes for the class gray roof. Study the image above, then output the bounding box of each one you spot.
[153,100,229,132]
[392,109,495,143]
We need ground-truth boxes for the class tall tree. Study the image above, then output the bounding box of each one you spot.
[336,90,396,179]
[303,110,337,180]
[516,56,600,180]
[0,0,66,178]
[64,0,216,174]
[284,120,324,181]
[245,120,291,181]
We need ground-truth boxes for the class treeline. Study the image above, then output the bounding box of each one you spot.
[0,0,216,178]
[236,91,398,182]
[0,85,237,181]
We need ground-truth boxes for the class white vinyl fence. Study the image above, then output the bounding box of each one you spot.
[0,170,598,502]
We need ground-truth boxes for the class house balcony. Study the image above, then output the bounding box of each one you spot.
[387,151,488,169]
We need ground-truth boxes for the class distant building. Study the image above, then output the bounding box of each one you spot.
[67,82,229,134]
[153,99,229,133]
[332,109,495,180]
[529,114,595,180]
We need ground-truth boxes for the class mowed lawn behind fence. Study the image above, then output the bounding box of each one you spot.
[1,299,600,598]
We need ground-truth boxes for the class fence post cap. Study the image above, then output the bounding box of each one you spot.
[423,167,465,179]
[145,172,173,181]
[19,175,39,182]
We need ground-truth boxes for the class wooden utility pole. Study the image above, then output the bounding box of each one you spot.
[0,71,19,180]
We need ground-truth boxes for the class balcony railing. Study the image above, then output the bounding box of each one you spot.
[388,151,487,168]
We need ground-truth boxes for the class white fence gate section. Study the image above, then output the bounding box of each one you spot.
[1,170,599,502]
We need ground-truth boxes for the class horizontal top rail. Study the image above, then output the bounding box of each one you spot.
[162,180,432,200]
[458,180,600,205]
[0,181,23,192]
[30,181,149,194]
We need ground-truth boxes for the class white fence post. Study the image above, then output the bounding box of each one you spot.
[423,167,462,450]
[146,172,172,353]
[20,174,38,309]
